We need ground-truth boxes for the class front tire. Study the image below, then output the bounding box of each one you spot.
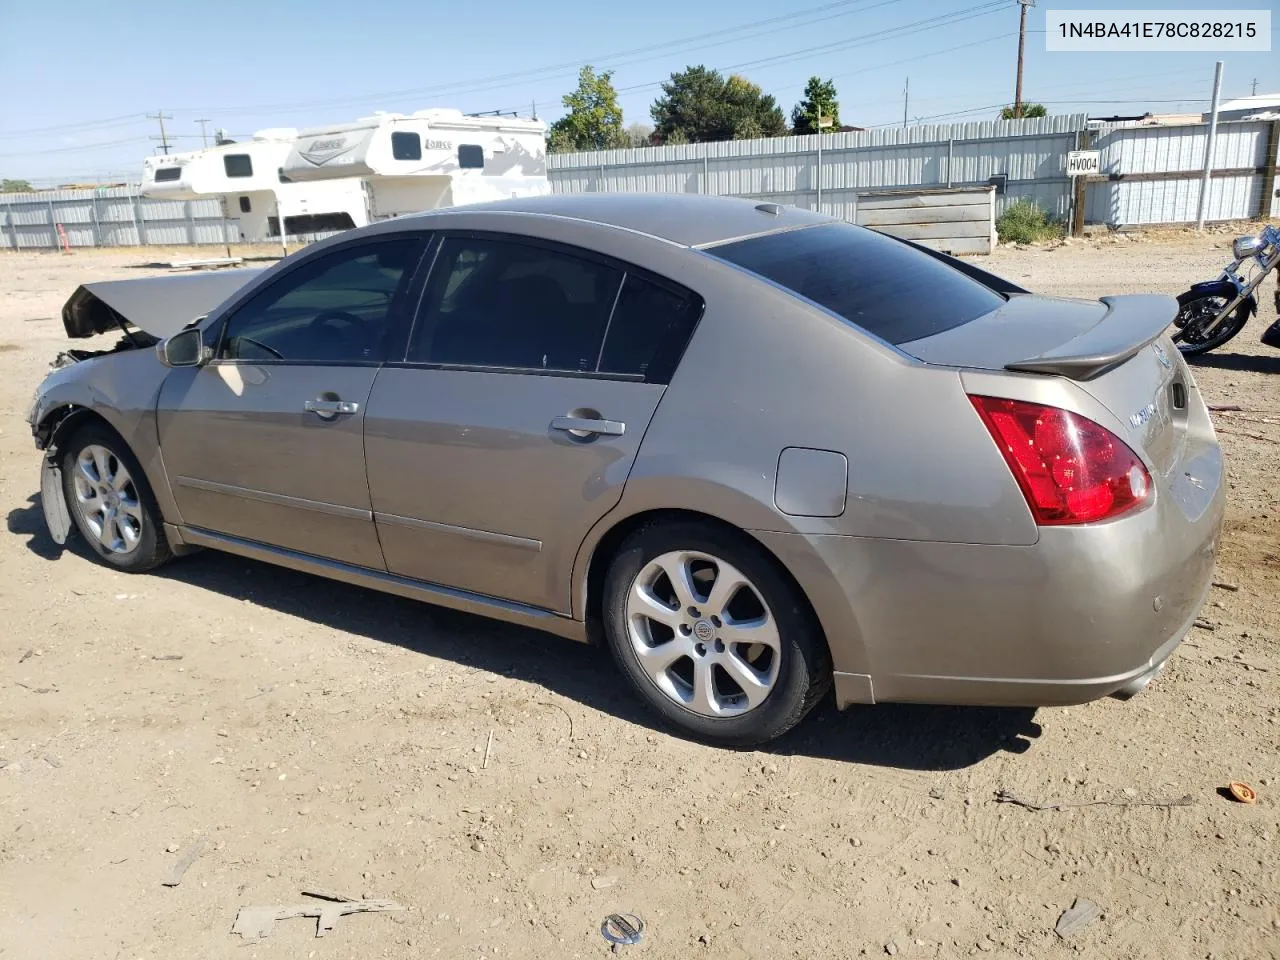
[60,423,172,572]
[601,521,830,747]
[1172,292,1249,356]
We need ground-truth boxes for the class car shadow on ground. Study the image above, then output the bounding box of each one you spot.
[1186,351,1280,375]
[8,494,66,562]
[7,494,1041,771]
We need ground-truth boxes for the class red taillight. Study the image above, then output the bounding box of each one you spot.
[968,395,1151,525]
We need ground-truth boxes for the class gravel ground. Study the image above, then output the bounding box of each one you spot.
[1,233,1277,960]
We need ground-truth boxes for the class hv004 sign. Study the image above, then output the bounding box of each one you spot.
[1066,151,1101,177]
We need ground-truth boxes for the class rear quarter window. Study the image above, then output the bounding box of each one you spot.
[598,275,703,384]
[707,222,1005,345]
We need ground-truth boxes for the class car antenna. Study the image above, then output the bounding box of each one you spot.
[754,202,782,216]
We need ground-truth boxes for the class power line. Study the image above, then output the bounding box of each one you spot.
[672,2,1006,81]
[0,112,148,139]
[173,0,912,118]
[0,136,152,158]
[1,0,1003,139]
[589,2,1008,105]
[826,32,1013,84]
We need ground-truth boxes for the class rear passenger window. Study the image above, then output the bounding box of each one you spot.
[599,275,704,383]
[410,236,622,373]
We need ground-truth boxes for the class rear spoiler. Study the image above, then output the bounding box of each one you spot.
[1004,294,1178,381]
[61,268,263,339]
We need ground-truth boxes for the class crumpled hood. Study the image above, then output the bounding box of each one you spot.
[61,267,265,339]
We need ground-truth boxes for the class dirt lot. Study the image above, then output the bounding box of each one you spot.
[1,233,1278,960]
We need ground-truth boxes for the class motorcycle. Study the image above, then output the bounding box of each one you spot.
[1172,223,1280,356]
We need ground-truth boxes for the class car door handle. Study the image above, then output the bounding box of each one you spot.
[304,398,359,417]
[550,415,626,437]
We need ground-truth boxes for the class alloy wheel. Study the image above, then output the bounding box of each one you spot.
[71,444,144,555]
[624,550,781,717]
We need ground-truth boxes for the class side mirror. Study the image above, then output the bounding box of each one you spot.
[156,327,208,368]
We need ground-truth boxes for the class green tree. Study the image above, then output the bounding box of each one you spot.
[2,178,34,193]
[999,102,1048,119]
[650,66,787,144]
[548,66,627,153]
[791,76,840,135]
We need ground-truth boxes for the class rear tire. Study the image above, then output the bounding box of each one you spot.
[1172,291,1248,356]
[601,521,830,747]
[60,423,172,573]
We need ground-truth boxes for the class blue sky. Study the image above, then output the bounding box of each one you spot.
[2,0,1277,184]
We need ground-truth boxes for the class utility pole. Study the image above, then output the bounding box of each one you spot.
[195,118,210,148]
[903,77,909,128]
[1014,0,1035,119]
[1252,78,1259,96]
[148,111,173,154]
[531,100,538,121]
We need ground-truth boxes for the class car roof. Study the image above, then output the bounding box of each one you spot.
[403,193,835,249]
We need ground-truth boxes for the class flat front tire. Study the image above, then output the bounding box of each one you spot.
[602,521,830,747]
[60,423,172,573]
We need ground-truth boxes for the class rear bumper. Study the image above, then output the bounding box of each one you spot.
[828,594,1199,708]
[755,437,1224,709]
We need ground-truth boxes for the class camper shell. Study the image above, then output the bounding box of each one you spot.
[141,130,368,242]
[280,109,550,218]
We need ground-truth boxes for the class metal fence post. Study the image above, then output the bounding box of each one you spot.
[702,155,709,195]
[186,200,196,245]
[598,163,606,193]
[46,196,58,249]
[946,139,954,188]
[816,136,823,212]
[1196,60,1224,230]
[1260,119,1280,220]
[132,190,147,246]
[3,195,15,250]
[90,191,103,248]
[1071,128,1091,237]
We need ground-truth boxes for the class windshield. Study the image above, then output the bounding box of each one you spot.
[706,221,1006,345]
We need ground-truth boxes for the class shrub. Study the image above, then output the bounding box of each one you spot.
[996,200,1063,244]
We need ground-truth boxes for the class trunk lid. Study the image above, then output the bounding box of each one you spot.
[902,293,1186,476]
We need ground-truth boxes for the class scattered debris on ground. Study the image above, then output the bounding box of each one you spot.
[1055,898,1102,939]
[600,913,645,949]
[994,790,1194,812]
[231,890,403,940]
[1227,781,1258,805]
[161,837,207,887]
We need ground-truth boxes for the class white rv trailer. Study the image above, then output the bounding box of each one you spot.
[141,130,368,243]
[279,109,550,220]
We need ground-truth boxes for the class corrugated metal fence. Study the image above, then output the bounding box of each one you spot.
[549,114,1087,223]
[548,115,1279,230]
[1,186,234,249]
[4,116,1277,249]
[1086,119,1275,226]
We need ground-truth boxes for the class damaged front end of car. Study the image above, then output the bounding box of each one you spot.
[28,267,264,544]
